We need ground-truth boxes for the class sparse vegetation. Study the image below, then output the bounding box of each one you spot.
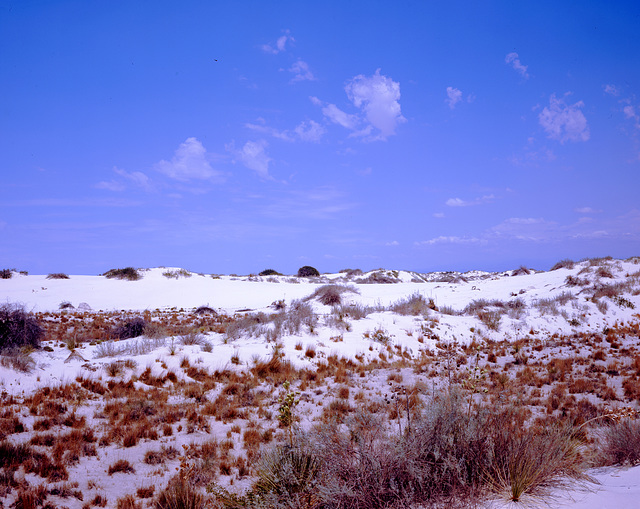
[103,267,141,281]
[47,273,70,279]
[0,303,44,353]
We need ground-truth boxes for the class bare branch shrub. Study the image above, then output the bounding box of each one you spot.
[0,303,44,352]
[597,420,640,466]
[162,268,192,279]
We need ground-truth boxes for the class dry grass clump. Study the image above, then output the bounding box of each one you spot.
[551,259,575,271]
[306,284,359,306]
[108,459,135,475]
[156,477,207,509]
[226,301,317,341]
[597,419,640,466]
[162,268,192,279]
[390,293,435,316]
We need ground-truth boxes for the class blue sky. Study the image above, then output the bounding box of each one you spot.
[1,1,639,275]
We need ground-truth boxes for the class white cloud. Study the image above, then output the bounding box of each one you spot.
[245,120,294,142]
[261,30,294,54]
[345,69,406,139]
[155,137,221,181]
[604,84,620,96]
[505,52,529,79]
[114,168,152,190]
[446,87,463,109]
[575,207,601,214]
[623,105,639,124]
[321,103,359,130]
[415,236,484,246]
[245,119,324,143]
[289,60,315,82]
[294,120,325,142]
[97,167,152,191]
[95,180,125,192]
[312,70,405,141]
[237,140,272,178]
[446,194,494,207]
[433,212,445,218]
[386,240,399,246]
[538,94,590,143]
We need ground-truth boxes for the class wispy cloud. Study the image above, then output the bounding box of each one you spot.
[446,87,463,109]
[289,59,315,82]
[294,120,325,142]
[445,194,494,207]
[97,167,152,192]
[155,137,223,181]
[245,118,324,143]
[233,140,272,179]
[415,236,485,246]
[261,29,294,54]
[603,84,620,96]
[505,52,529,79]
[314,99,359,130]
[575,206,601,214]
[539,94,590,143]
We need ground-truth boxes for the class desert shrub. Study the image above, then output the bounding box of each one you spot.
[194,306,216,315]
[162,268,192,279]
[0,268,13,279]
[59,301,74,310]
[181,332,207,346]
[47,273,70,279]
[297,266,320,278]
[340,268,363,277]
[117,494,142,509]
[103,267,141,281]
[108,459,135,475]
[565,275,589,287]
[356,270,401,284]
[0,303,44,352]
[1,350,36,372]
[512,265,531,276]
[550,259,575,271]
[259,269,282,276]
[306,285,358,306]
[390,293,435,315]
[211,444,320,508]
[112,317,147,339]
[156,477,206,509]
[598,420,640,466]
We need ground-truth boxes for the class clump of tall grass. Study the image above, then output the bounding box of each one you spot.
[305,284,359,306]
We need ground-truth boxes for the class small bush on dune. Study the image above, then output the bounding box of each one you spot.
[390,293,435,315]
[0,268,13,279]
[103,267,141,281]
[162,268,192,279]
[47,273,70,279]
[0,303,44,353]
[550,259,575,271]
[297,266,320,278]
[512,265,531,276]
[306,285,358,306]
[259,269,282,276]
